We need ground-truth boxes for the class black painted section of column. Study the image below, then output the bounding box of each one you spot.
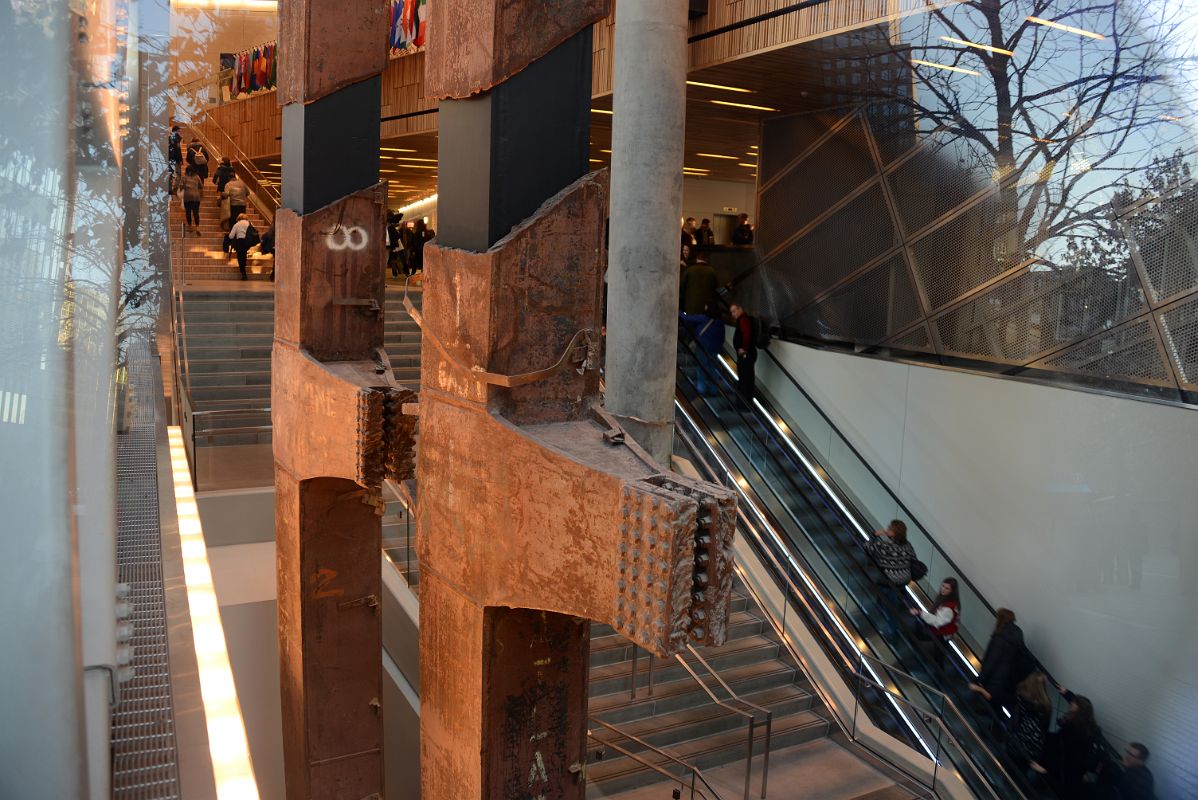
[438,27,593,252]
[282,76,382,215]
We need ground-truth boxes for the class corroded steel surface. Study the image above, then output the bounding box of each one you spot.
[276,473,384,799]
[273,151,413,800]
[425,0,610,98]
[417,170,737,798]
[278,0,389,105]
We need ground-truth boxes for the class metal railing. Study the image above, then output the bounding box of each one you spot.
[587,717,725,800]
[674,646,771,800]
[672,389,1027,799]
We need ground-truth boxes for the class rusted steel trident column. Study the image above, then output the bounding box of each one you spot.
[273,2,415,798]
[418,3,738,798]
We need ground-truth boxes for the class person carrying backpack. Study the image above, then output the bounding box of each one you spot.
[227,214,259,280]
[910,577,961,669]
[186,139,209,181]
[730,303,759,400]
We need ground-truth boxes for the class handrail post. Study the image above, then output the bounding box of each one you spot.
[760,711,771,799]
[629,643,639,700]
[742,716,755,800]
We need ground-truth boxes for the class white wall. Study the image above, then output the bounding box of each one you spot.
[170,7,278,86]
[762,341,1198,798]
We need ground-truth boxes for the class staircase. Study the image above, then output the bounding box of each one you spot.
[586,583,830,797]
[169,187,273,282]
[177,286,423,448]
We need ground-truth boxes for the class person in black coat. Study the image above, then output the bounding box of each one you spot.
[1117,743,1156,800]
[969,608,1028,714]
[1034,691,1106,799]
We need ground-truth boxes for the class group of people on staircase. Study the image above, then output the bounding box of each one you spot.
[865,521,1156,799]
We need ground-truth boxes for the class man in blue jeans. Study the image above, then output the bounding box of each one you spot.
[680,308,725,395]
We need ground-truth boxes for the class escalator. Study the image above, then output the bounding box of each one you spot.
[671,329,1063,799]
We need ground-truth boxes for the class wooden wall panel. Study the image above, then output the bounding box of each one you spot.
[206,91,282,161]
[207,1,931,157]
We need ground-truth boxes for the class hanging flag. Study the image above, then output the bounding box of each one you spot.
[414,0,427,47]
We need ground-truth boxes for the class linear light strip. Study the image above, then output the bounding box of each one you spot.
[167,427,260,800]
[939,35,1014,56]
[911,58,980,77]
[1026,15,1105,40]
[686,80,752,93]
[674,402,938,761]
[711,99,777,112]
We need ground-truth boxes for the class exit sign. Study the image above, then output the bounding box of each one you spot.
[722,206,738,213]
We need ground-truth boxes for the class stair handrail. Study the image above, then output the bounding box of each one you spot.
[184,109,279,223]
[683,643,773,799]
[672,398,1025,799]
[740,343,1114,760]
[673,651,765,800]
[587,716,724,800]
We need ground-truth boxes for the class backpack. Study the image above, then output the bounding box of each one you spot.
[244,223,260,247]
[909,557,929,582]
[752,315,771,350]
[193,149,207,167]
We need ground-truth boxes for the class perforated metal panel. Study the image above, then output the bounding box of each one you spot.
[112,348,181,800]
[791,254,919,344]
[1125,190,1198,305]
[888,323,932,351]
[758,115,875,257]
[750,95,1198,402]
[1037,318,1172,386]
[885,133,989,235]
[1161,294,1198,389]
[759,111,831,182]
[759,184,897,315]
[909,195,1014,311]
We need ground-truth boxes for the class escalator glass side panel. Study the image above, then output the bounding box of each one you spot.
[673,333,1034,799]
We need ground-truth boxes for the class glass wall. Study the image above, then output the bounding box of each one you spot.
[746,0,1198,404]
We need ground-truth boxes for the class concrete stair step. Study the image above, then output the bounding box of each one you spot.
[590,611,763,668]
[589,659,805,726]
[188,371,272,388]
[586,710,829,794]
[589,635,782,697]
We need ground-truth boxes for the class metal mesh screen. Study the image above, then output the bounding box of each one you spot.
[758,184,897,315]
[112,349,181,799]
[791,254,919,344]
[1039,318,1171,385]
[759,111,832,181]
[1161,295,1198,388]
[909,195,1014,311]
[1125,190,1198,305]
[885,133,990,235]
[751,98,1198,401]
[889,324,931,351]
[758,115,875,256]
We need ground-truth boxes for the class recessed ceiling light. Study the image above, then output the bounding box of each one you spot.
[392,156,438,162]
[696,153,737,160]
[591,108,614,115]
[381,147,418,152]
[686,80,752,93]
[711,100,777,112]
[737,162,757,167]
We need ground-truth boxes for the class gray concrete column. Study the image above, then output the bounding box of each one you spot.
[604,0,689,464]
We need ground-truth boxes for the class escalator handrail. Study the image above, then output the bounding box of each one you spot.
[736,335,1083,723]
[672,411,1017,799]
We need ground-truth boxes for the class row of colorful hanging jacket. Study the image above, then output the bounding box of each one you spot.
[389,0,428,55]
[229,41,278,99]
